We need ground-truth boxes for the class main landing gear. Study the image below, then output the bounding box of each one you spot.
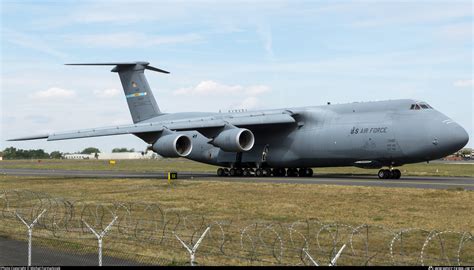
[377,169,401,179]
[216,167,314,177]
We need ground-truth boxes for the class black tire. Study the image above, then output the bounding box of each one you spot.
[236,168,243,176]
[271,168,278,176]
[288,168,298,177]
[279,168,286,177]
[243,169,250,177]
[378,169,387,179]
[298,168,306,177]
[229,168,236,177]
[306,168,313,177]
[217,168,225,177]
[263,169,271,176]
[393,169,401,179]
[256,169,263,177]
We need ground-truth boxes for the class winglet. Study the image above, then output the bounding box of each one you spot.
[65,62,170,74]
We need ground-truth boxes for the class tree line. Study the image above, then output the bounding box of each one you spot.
[1,147,136,160]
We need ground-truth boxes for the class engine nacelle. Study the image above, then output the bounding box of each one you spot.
[212,128,255,152]
[152,133,192,157]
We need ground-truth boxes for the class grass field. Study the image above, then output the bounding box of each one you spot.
[1,175,472,231]
[1,158,473,177]
[1,159,473,265]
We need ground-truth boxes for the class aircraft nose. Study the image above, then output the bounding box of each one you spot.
[454,124,470,149]
[433,121,469,154]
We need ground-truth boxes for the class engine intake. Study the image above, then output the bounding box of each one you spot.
[152,133,192,157]
[212,128,255,152]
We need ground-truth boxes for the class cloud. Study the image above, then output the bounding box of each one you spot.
[438,22,472,40]
[173,80,270,96]
[3,29,68,59]
[94,88,121,98]
[64,32,202,48]
[29,87,76,99]
[256,23,274,60]
[236,96,259,109]
[453,80,473,88]
[172,80,271,110]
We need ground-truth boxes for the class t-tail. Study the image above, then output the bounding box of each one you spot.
[66,62,168,123]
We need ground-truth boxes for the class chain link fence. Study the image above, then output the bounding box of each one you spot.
[1,189,472,266]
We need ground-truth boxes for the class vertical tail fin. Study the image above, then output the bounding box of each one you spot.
[66,62,169,123]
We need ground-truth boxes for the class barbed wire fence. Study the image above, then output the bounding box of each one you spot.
[0,189,472,266]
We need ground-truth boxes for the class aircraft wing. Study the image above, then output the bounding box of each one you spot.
[8,111,296,141]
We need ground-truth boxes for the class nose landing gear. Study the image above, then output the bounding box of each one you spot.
[378,169,401,179]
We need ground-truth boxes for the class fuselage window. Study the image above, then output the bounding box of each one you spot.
[420,104,429,109]
[415,104,421,110]
[410,104,415,110]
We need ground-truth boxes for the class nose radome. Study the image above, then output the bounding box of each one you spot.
[443,122,469,153]
[455,124,469,149]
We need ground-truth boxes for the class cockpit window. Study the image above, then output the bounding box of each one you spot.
[410,102,432,110]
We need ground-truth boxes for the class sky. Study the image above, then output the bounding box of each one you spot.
[1,0,473,153]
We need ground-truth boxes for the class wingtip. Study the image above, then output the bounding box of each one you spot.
[7,134,49,141]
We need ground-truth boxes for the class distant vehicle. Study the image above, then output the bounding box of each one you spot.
[9,62,469,179]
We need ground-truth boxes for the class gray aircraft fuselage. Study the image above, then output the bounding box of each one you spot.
[142,99,469,169]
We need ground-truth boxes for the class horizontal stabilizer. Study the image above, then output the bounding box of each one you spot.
[65,62,170,74]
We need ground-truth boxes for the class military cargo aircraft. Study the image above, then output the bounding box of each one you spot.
[9,62,469,179]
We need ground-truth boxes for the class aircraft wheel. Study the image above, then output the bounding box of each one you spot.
[224,168,229,176]
[287,168,298,177]
[298,168,306,177]
[263,168,271,176]
[236,168,243,177]
[389,170,397,179]
[243,169,251,177]
[229,168,236,177]
[392,169,401,179]
[306,168,313,177]
[255,168,264,177]
[271,168,278,176]
[217,168,225,177]
[277,168,286,177]
[378,169,390,179]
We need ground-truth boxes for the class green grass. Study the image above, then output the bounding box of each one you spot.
[1,158,473,177]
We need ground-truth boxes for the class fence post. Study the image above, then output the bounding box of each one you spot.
[329,244,346,266]
[15,209,47,266]
[303,248,319,266]
[83,216,118,266]
[303,243,346,266]
[174,226,210,266]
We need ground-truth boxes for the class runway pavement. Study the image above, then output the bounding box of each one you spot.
[2,168,473,190]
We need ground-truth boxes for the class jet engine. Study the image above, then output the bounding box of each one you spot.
[212,128,255,152]
[152,133,192,157]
